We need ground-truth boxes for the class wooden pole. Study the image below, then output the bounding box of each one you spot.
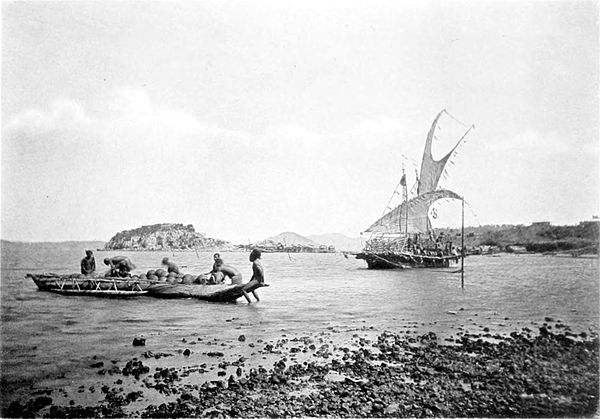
[461,196,465,288]
[404,183,408,240]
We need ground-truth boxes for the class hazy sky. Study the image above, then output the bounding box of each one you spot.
[2,0,598,243]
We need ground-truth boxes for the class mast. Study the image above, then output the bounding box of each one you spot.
[404,173,408,238]
[461,196,465,288]
[400,169,408,247]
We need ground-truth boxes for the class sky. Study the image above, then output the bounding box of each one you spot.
[2,0,598,244]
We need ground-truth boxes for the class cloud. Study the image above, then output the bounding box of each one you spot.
[3,99,92,137]
[2,91,422,242]
[1,88,241,241]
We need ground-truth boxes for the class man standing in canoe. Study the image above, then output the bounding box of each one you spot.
[104,256,136,277]
[80,250,96,275]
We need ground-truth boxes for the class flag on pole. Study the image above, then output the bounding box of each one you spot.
[400,174,406,186]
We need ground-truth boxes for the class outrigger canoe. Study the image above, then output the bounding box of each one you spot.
[27,273,149,297]
[26,273,268,303]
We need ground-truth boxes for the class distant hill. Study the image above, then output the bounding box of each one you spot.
[307,233,363,252]
[105,223,233,251]
[253,232,320,248]
[437,221,599,252]
[251,232,363,252]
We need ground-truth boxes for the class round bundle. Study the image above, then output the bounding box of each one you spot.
[182,274,194,284]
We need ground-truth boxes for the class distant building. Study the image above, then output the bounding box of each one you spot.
[579,219,600,228]
[531,221,551,227]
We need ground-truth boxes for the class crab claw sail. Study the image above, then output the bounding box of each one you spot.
[364,189,462,234]
[417,110,468,195]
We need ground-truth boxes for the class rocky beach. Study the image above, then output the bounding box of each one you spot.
[5,319,598,418]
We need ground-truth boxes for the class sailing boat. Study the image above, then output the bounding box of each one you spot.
[356,110,474,269]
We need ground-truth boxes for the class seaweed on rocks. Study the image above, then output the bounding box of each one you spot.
[5,326,598,418]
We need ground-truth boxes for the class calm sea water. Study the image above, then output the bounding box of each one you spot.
[1,242,598,409]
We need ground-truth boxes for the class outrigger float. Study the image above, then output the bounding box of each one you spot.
[26,273,268,303]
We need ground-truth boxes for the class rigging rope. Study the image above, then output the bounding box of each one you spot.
[444,110,471,128]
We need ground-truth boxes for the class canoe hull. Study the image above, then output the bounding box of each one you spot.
[356,252,460,269]
[147,282,268,302]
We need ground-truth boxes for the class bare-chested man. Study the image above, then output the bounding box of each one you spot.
[103,256,136,277]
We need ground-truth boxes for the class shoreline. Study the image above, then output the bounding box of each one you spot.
[4,320,598,418]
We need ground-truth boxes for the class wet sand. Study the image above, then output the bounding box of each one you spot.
[4,318,598,418]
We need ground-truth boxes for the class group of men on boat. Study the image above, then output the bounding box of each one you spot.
[79,249,265,302]
[405,235,460,260]
[368,233,461,260]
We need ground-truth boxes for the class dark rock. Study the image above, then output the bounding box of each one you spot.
[132,337,146,347]
[122,359,150,378]
[126,391,143,402]
[30,396,53,411]
[183,349,191,356]
[238,334,246,342]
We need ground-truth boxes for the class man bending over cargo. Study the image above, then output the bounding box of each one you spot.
[214,258,243,284]
[104,256,136,277]
[161,257,180,274]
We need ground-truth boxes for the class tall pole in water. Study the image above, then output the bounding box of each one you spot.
[461,196,465,288]
[404,182,408,239]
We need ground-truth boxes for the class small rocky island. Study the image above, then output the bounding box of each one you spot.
[104,223,232,251]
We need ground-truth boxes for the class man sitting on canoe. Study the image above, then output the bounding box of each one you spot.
[214,258,243,284]
[104,256,136,277]
[211,253,220,272]
[80,250,96,275]
[203,253,224,284]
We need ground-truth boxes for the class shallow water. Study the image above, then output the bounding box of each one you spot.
[1,242,598,409]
